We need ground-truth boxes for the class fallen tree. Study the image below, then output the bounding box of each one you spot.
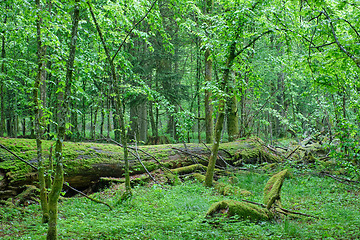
[0,136,280,200]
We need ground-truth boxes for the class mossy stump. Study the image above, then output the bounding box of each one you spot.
[263,169,289,209]
[206,200,272,221]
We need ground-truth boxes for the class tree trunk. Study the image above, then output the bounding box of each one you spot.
[47,1,80,239]
[0,137,281,196]
[204,48,214,144]
[227,71,239,142]
[0,23,5,137]
[205,42,236,187]
[35,0,49,223]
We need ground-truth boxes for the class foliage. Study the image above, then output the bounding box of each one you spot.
[1,170,360,239]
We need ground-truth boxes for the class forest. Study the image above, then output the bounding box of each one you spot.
[0,0,360,239]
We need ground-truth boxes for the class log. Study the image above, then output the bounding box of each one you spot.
[0,136,280,200]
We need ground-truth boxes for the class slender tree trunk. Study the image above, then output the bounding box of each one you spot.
[196,37,201,143]
[0,21,6,137]
[138,101,147,143]
[22,118,26,136]
[88,2,131,197]
[35,0,49,223]
[204,0,214,144]
[100,106,104,137]
[204,49,214,144]
[47,1,80,239]
[205,42,236,187]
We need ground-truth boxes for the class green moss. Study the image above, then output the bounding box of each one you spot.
[192,173,205,182]
[263,169,289,209]
[206,200,272,221]
[171,164,207,174]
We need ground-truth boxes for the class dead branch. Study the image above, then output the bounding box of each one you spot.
[240,199,320,219]
[286,146,300,159]
[322,172,360,187]
[106,137,165,188]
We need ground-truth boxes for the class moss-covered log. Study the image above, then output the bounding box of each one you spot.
[206,200,272,221]
[0,136,280,200]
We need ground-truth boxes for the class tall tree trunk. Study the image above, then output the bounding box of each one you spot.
[47,1,80,239]
[100,106,104,137]
[35,0,49,223]
[204,0,214,144]
[138,100,147,143]
[226,71,238,142]
[88,2,131,197]
[0,18,6,137]
[196,37,202,143]
[204,49,214,144]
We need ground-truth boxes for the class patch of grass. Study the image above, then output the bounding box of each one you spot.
[1,170,360,239]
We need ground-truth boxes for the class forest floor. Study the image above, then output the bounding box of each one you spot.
[1,165,360,240]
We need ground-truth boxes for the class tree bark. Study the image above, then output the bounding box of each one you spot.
[204,48,214,144]
[0,137,281,196]
[35,0,49,223]
[227,71,239,142]
[0,18,6,137]
[47,1,80,239]
[205,42,236,187]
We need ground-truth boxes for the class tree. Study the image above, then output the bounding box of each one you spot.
[47,0,80,238]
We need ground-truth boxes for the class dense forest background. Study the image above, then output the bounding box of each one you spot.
[1,0,360,239]
[0,0,359,183]
[1,0,359,147]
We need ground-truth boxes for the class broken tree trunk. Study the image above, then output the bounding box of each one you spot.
[0,136,280,200]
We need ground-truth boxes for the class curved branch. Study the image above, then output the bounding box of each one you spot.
[339,18,360,40]
[323,9,360,68]
[111,0,159,62]
[235,30,273,58]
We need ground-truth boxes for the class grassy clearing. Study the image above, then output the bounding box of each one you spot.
[1,170,359,239]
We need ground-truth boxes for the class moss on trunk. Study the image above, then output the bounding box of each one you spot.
[263,169,289,209]
[0,137,279,199]
[206,200,272,221]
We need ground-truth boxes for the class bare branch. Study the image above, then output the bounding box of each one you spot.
[323,9,360,68]
[112,0,159,62]
[235,30,273,57]
[309,41,336,49]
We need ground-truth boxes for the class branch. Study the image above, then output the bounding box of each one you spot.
[323,9,360,68]
[235,30,273,57]
[111,0,159,62]
[309,41,336,49]
[339,18,360,40]
[98,136,176,177]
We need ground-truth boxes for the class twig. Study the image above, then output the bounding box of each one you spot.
[183,142,206,172]
[0,143,38,170]
[240,199,320,219]
[0,142,112,210]
[274,203,320,219]
[322,172,360,186]
[106,137,164,188]
[112,0,159,61]
[286,146,300,159]
[101,136,176,178]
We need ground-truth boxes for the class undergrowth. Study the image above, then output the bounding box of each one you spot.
[1,170,359,239]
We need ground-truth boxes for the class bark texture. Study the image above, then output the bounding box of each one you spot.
[0,137,281,200]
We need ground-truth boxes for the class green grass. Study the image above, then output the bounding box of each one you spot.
[1,171,360,239]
